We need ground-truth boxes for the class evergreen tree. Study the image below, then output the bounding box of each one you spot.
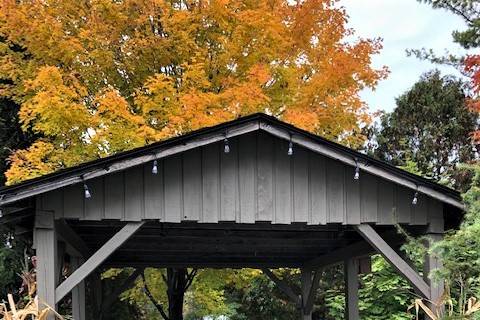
[368,70,477,190]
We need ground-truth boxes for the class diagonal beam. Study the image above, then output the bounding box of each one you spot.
[55,222,145,303]
[354,224,430,298]
[55,220,91,258]
[262,269,301,306]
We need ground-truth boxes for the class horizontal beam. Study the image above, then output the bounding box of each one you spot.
[354,224,430,298]
[55,222,144,303]
[105,261,303,269]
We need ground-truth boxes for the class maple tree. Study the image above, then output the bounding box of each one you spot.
[0,0,386,185]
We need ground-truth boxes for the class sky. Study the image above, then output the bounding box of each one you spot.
[341,0,469,112]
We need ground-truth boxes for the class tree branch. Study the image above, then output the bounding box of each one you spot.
[141,272,170,320]
[184,269,197,291]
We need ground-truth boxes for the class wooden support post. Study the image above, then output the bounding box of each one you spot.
[301,268,313,320]
[424,233,444,310]
[34,211,57,319]
[355,224,431,298]
[55,221,145,303]
[71,257,86,320]
[344,258,360,320]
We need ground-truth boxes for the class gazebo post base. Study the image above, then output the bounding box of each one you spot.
[71,257,86,320]
[345,258,359,320]
[423,231,444,313]
[34,211,58,320]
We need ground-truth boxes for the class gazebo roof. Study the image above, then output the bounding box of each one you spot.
[0,114,461,313]
[0,113,462,209]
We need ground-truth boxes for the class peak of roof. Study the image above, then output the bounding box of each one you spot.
[0,113,462,208]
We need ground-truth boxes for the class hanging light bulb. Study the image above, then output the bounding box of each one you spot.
[224,138,230,153]
[353,158,360,180]
[84,183,91,199]
[288,141,293,156]
[412,191,418,205]
[152,159,158,174]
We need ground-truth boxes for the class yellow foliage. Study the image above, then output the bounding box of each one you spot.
[0,0,387,184]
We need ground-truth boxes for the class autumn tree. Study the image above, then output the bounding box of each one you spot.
[0,1,387,319]
[0,0,387,185]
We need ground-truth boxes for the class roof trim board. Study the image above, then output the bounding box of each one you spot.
[0,114,463,209]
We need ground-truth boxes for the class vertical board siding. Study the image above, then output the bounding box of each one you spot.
[326,159,345,223]
[274,138,292,224]
[220,139,238,221]
[412,193,428,225]
[84,178,104,220]
[395,185,412,224]
[377,179,395,225]
[238,134,257,223]
[40,132,443,227]
[293,147,309,222]
[202,144,220,223]
[345,167,361,225]
[63,184,84,219]
[44,190,63,219]
[257,133,274,221]
[124,166,144,221]
[309,152,327,224]
[183,149,202,221]
[361,173,378,223]
[144,161,164,220]
[427,198,444,233]
[104,172,125,220]
[164,155,182,223]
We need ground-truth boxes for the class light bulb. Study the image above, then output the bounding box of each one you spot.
[224,138,230,153]
[84,183,91,199]
[412,191,418,205]
[354,167,360,180]
[152,160,158,174]
[287,141,293,156]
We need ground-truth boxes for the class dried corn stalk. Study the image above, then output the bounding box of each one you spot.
[0,294,63,320]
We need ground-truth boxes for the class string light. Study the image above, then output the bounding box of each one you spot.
[354,159,360,180]
[412,191,419,205]
[84,183,91,199]
[224,138,230,154]
[152,159,158,174]
[288,141,293,156]
[287,135,293,156]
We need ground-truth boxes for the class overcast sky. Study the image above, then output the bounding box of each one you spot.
[341,0,469,112]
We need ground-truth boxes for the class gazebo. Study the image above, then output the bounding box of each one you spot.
[0,113,463,319]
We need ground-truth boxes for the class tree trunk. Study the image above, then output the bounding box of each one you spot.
[167,268,187,320]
